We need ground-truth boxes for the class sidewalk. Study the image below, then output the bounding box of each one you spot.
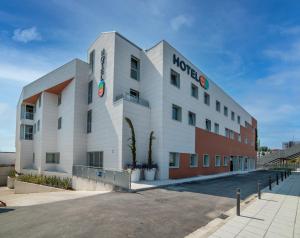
[207,173,300,238]
[131,170,253,191]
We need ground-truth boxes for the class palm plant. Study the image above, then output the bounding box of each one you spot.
[147,131,155,168]
[125,117,137,168]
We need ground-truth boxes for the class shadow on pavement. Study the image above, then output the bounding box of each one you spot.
[0,208,15,214]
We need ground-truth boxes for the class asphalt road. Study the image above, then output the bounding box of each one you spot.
[0,170,279,238]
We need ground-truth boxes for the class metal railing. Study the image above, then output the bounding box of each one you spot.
[115,92,150,108]
[72,165,131,190]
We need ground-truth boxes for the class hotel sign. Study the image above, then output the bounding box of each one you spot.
[98,49,106,97]
[173,54,209,90]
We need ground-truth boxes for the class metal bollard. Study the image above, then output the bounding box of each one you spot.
[269,176,272,190]
[276,174,279,185]
[281,172,283,181]
[257,182,261,199]
[236,188,240,216]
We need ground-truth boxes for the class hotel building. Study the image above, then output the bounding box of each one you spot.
[15,31,257,180]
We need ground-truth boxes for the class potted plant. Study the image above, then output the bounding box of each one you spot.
[144,131,158,181]
[7,170,16,189]
[125,117,141,182]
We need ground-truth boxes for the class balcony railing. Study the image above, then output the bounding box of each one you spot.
[115,92,149,108]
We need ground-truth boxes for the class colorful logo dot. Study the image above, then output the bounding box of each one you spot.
[98,79,105,97]
[199,75,209,90]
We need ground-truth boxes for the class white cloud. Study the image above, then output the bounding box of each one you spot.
[12,27,41,43]
[170,15,193,31]
[264,40,300,62]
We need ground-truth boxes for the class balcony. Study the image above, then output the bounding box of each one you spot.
[115,92,149,108]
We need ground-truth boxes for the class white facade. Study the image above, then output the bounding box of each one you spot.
[16,32,256,179]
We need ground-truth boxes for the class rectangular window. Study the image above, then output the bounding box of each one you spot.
[237,115,241,124]
[224,106,228,116]
[130,88,140,101]
[188,111,196,126]
[88,80,93,104]
[238,134,241,142]
[203,154,210,167]
[216,100,221,112]
[37,120,40,132]
[87,110,92,133]
[57,94,61,106]
[205,119,211,132]
[25,105,34,120]
[172,104,182,121]
[230,130,234,140]
[130,56,140,81]
[38,96,41,108]
[191,83,198,98]
[189,154,198,167]
[20,125,33,140]
[204,92,210,106]
[87,151,104,168]
[46,153,60,164]
[215,155,221,167]
[89,50,95,73]
[225,128,230,138]
[224,156,228,166]
[58,117,62,130]
[170,69,180,88]
[214,123,219,134]
[33,123,36,134]
[231,111,235,121]
[245,137,248,144]
[169,152,180,168]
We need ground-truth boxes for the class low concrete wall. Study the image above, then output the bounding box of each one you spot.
[14,180,65,194]
[0,165,14,186]
[72,176,114,191]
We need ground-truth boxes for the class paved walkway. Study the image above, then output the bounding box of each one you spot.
[0,187,108,207]
[207,173,300,238]
[131,170,254,191]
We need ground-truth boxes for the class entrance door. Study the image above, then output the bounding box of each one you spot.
[230,161,233,171]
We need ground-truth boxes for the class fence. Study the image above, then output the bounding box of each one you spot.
[263,163,300,170]
[72,165,131,190]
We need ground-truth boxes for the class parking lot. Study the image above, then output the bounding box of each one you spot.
[0,170,278,238]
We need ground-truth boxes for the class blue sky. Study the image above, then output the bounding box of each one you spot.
[1,0,300,151]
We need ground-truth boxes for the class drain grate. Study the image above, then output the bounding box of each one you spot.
[218,213,229,219]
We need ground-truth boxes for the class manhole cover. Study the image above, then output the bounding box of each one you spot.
[218,213,229,219]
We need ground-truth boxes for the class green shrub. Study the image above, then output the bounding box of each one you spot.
[17,174,72,190]
[8,170,17,178]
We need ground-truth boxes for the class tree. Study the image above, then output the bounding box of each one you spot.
[125,117,136,168]
[147,131,155,168]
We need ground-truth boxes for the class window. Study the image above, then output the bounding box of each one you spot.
[172,104,182,121]
[216,101,221,112]
[224,156,229,166]
[87,110,92,133]
[20,125,33,140]
[88,80,93,104]
[238,134,241,142]
[191,83,198,98]
[230,130,234,140]
[21,105,34,120]
[46,153,60,164]
[203,154,210,167]
[225,128,230,138]
[89,50,95,73]
[190,154,198,167]
[169,152,180,168]
[224,106,228,116]
[237,115,241,124]
[37,120,40,132]
[130,88,140,101]
[87,151,104,167]
[205,119,211,132]
[204,92,210,105]
[170,69,180,88]
[38,96,41,108]
[214,123,219,134]
[231,111,235,121]
[57,94,61,106]
[245,137,248,144]
[188,111,196,126]
[33,153,35,164]
[58,117,62,130]
[130,56,140,81]
[215,155,221,167]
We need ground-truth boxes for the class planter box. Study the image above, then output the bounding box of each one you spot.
[14,180,65,194]
[7,176,15,189]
